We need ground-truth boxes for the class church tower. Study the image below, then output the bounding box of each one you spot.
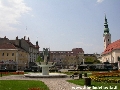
[103,15,111,50]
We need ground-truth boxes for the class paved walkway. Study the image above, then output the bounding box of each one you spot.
[0,75,91,90]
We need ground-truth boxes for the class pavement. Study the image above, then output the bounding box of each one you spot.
[0,75,92,90]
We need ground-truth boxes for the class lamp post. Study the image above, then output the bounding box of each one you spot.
[25,63,26,69]
[82,58,85,65]
[15,50,19,71]
[1,61,3,77]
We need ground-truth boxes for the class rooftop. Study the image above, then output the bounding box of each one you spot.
[0,43,17,49]
[102,39,120,54]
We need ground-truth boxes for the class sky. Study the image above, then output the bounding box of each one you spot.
[0,0,120,54]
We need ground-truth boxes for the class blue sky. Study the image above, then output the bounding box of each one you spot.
[0,0,120,54]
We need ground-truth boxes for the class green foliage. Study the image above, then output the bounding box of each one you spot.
[36,56,43,62]
[84,56,101,64]
[94,60,101,64]
[85,56,95,62]
[0,80,49,90]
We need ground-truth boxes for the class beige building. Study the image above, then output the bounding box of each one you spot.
[101,16,120,69]
[41,48,84,68]
[62,54,84,68]
[0,36,40,68]
[0,43,28,70]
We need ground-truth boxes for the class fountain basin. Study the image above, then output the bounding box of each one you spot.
[24,73,67,78]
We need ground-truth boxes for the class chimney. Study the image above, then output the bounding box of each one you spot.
[24,36,26,40]
[16,36,18,40]
[28,37,30,42]
[36,41,38,46]
[4,36,6,38]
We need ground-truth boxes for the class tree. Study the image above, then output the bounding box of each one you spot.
[36,56,44,62]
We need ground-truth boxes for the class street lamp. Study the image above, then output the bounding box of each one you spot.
[83,58,84,65]
[25,63,26,69]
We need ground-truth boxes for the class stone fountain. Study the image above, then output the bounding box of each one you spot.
[24,48,67,78]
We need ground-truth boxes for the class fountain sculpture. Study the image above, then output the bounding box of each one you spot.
[24,48,67,78]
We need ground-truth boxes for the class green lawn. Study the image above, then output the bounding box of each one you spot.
[67,79,120,90]
[0,80,49,90]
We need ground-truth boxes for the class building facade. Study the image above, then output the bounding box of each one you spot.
[40,48,84,68]
[101,15,120,69]
[0,43,28,70]
[0,36,40,69]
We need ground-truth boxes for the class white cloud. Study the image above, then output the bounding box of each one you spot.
[0,0,31,31]
[97,0,104,3]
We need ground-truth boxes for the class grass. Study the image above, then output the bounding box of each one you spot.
[67,79,120,90]
[0,80,49,90]
[67,78,120,90]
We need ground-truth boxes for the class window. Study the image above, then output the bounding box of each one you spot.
[2,53,4,56]
[12,53,14,56]
[108,39,109,41]
[7,53,9,56]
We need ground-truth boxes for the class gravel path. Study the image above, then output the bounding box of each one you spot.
[0,75,91,90]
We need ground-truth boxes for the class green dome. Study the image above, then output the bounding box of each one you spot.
[104,28,109,32]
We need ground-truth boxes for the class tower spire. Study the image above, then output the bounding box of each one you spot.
[103,15,111,50]
[105,14,107,23]
[104,15,109,34]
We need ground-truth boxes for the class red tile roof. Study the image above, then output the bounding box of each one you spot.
[102,39,120,54]
[0,43,17,49]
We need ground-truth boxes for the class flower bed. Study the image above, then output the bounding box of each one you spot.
[11,71,24,75]
[0,71,24,75]
[89,71,120,83]
[0,72,9,74]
